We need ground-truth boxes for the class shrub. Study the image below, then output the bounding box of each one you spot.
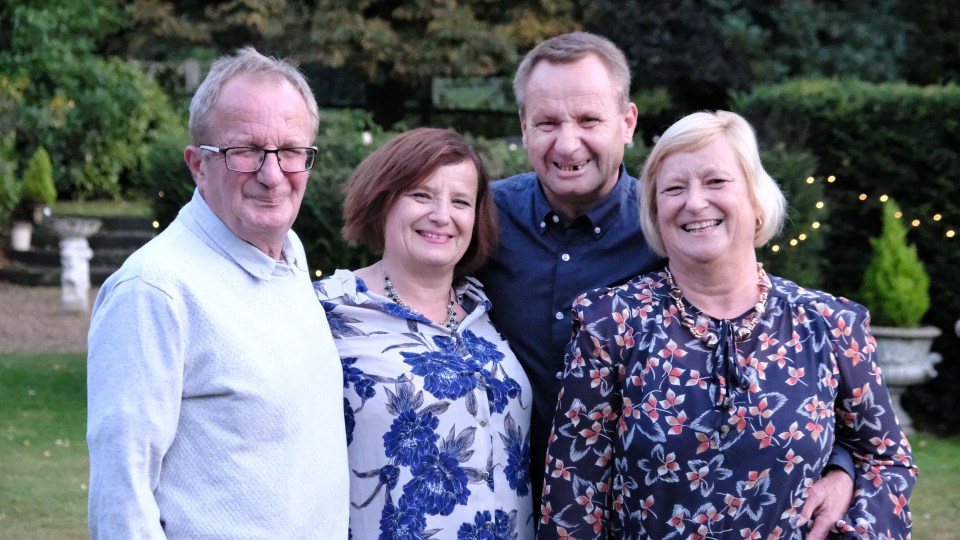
[143,122,192,229]
[21,146,56,207]
[734,78,960,433]
[756,146,824,289]
[859,199,930,327]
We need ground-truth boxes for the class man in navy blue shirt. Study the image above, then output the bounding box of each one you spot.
[475,31,854,539]
[475,32,662,519]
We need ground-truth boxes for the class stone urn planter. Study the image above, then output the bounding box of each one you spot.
[50,216,103,312]
[10,220,33,251]
[871,325,942,434]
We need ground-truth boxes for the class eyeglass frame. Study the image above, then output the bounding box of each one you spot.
[199,145,319,173]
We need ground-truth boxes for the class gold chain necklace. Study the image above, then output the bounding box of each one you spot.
[378,261,458,330]
[664,263,769,346]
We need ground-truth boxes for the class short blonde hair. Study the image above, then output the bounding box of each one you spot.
[639,110,786,256]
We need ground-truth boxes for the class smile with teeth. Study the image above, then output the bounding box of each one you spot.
[555,160,589,171]
[682,219,722,232]
[418,230,451,240]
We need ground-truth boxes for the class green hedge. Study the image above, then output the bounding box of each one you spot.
[734,78,960,433]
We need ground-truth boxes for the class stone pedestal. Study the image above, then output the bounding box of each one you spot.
[872,325,942,434]
[50,217,102,312]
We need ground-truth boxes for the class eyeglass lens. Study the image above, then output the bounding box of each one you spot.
[225,148,315,172]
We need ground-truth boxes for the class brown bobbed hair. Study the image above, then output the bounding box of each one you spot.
[341,127,498,276]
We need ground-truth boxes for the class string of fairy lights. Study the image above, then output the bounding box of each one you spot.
[767,174,956,254]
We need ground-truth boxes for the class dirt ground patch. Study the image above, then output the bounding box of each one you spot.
[0,282,96,353]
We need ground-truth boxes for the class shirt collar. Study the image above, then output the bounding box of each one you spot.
[184,189,304,280]
[535,164,634,239]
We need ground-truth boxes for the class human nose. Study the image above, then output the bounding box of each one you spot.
[684,183,708,211]
[554,123,582,155]
[428,199,451,223]
[256,151,284,185]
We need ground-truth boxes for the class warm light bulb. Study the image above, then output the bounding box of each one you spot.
[790,239,798,246]
[879,194,889,202]
[859,194,867,201]
[894,212,903,219]
[806,177,815,184]
[911,219,920,227]
[816,201,824,209]
[159,191,165,198]
[947,230,955,238]
[812,222,821,229]
[933,214,942,221]
[152,221,160,229]
[315,270,323,278]
[827,175,836,183]
[798,233,807,241]
[771,245,780,252]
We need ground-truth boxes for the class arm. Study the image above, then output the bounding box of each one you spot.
[825,308,918,539]
[538,292,623,540]
[87,277,184,539]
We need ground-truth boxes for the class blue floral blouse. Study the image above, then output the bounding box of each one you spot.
[538,270,917,540]
[315,270,534,540]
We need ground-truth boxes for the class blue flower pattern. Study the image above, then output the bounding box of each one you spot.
[315,270,534,540]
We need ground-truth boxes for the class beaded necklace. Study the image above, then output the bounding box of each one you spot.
[378,261,458,330]
[664,263,769,346]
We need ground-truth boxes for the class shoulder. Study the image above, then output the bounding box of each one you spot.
[492,172,538,201]
[769,274,870,322]
[313,269,362,303]
[573,270,667,311]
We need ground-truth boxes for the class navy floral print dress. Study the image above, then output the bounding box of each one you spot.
[538,270,916,540]
[315,270,534,540]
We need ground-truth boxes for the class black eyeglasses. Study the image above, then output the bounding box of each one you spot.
[200,145,318,173]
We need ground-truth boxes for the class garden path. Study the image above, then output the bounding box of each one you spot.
[0,282,94,353]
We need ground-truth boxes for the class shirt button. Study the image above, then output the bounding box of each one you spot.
[482,471,490,481]
[540,221,546,229]
[555,311,564,320]
[552,214,560,223]
[485,521,493,529]
[720,425,730,435]
[479,420,488,427]
[555,371,563,380]
[594,226,601,234]
[474,372,484,380]
[561,253,570,262]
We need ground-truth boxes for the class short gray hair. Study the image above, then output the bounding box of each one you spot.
[639,110,786,256]
[188,46,319,145]
[513,32,631,115]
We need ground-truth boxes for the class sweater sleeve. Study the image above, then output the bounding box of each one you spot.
[828,306,918,538]
[87,276,185,539]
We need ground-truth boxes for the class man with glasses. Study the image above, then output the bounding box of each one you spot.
[87,47,348,539]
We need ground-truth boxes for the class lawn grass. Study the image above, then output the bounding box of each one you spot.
[0,351,956,538]
[0,352,88,539]
[909,433,960,539]
[52,198,152,218]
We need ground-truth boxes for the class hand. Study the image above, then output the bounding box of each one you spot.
[797,468,854,540]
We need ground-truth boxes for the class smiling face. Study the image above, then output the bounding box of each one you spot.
[519,54,638,221]
[183,74,313,258]
[655,135,759,271]
[381,160,479,276]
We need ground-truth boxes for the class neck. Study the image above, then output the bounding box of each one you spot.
[371,260,458,325]
[667,260,761,319]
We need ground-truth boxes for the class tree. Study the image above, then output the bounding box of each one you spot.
[302,0,586,127]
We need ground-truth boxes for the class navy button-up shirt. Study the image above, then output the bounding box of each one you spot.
[475,166,664,501]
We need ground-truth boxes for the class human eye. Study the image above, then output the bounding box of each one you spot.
[229,147,261,158]
[580,116,600,127]
[452,197,474,209]
[706,176,730,187]
[279,148,308,160]
[408,191,431,202]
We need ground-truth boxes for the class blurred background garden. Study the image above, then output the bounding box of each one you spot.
[1,0,959,537]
